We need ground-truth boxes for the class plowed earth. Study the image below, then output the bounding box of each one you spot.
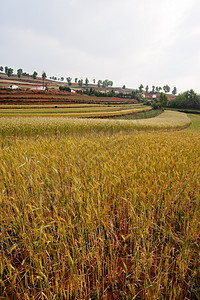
[0,90,137,105]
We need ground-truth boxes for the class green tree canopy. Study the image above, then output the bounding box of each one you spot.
[42,72,47,88]
[163,84,170,93]
[66,77,72,86]
[97,80,102,87]
[5,67,13,77]
[78,79,83,87]
[32,71,38,79]
[17,69,23,78]
[172,87,177,95]
[159,92,169,107]
[169,89,200,109]
[139,84,144,93]
[85,78,89,87]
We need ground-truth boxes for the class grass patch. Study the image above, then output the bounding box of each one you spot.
[166,108,200,114]
[113,109,163,119]
[186,114,200,132]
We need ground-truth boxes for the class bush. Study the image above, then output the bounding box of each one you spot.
[151,102,162,109]
[143,100,151,106]
[59,86,71,92]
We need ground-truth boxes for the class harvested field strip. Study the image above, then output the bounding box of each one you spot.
[0,106,150,117]
[0,111,191,137]
[0,104,103,108]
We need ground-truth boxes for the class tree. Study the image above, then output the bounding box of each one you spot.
[42,71,47,88]
[102,79,113,87]
[122,85,126,89]
[97,80,102,87]
[7,68,13,77]
[169,89,200,109]
[61,77,64,81]
[152,85,155,93]
[145,85,149,93]
[66,77,72,86]
[85,78,89,87]
[102,81,107,88]
[75,78,78,83]
[172,87,177,95]
[159,92,169,107]
[5,66,13,77]
[32,71,38,79]
[93,79,96,84]
[163,84,170,93]
[0,66,3,72]
[22,72,30,77]
[184,89,199,107]
[78,79,83,87]
[17,69,23,78]
[139,84,144,93]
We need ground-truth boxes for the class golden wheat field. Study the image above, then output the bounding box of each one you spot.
[0,111,200,299]
[0,111,191,137]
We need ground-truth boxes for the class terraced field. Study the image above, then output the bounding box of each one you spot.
[0,104,150,117]
[0,89,137,105]
[0,110,191,137]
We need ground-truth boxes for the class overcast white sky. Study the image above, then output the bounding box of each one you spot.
[1,0,200,93]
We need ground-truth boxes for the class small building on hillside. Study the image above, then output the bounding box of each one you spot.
[30,86,46,91]
[145,93,176,101]
[145,93,158,100]
[8,84,19,89]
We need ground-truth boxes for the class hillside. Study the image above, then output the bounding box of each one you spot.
[0,73,132,93]
[0,89,139,106]
[0,73,61,90]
